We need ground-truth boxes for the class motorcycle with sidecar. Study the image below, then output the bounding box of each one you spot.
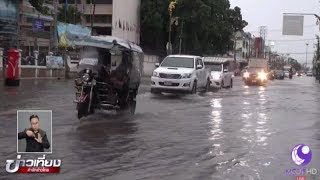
[72,36,144,119]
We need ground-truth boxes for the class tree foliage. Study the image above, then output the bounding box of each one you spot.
[29,0,49,15]
[140,0,248,56]
[57,5,82,24]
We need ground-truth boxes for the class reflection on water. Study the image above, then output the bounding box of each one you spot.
[208,98,223,141]
[258,86,265,93]
[256,89,269,147]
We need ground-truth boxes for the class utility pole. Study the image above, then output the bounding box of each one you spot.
[178,19,184,54]
[306,43,309,69]
[74,0,78,24]
[91,0,96,35]
[259,26,267,58]
[53,0,58,54]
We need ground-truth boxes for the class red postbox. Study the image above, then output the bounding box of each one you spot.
[5,49,20,86]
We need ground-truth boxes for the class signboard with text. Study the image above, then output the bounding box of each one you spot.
[283,15,304,36]
[32,20,44,32]
[46,56,64,69]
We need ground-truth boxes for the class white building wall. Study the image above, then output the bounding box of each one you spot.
[112,0,141,44]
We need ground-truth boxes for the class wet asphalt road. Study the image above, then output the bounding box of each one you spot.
[0,76,320,180]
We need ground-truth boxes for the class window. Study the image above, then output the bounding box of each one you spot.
[224,62,230,71]
[205,64,222,72]
[196,59,203,68]
[161,57,194,68]
[86,0,112,4]
[44,26,50,31]
[59,0,81,4]
[85,15,112,24]
[92,27,111,35]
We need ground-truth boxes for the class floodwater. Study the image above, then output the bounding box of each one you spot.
[0,76,320,180]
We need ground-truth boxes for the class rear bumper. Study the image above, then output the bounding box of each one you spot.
[210,78,222,88]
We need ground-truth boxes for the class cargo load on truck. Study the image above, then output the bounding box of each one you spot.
[248,58,268,70]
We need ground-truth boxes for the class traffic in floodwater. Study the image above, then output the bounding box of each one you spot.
[0,0,320,179]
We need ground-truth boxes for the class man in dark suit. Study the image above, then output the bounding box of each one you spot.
[18,115,50,152]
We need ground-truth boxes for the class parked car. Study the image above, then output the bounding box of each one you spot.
[267,70,275,80]
[296,71,303,76]
[203,57,234,89]
[284,70,290,78]
[274,70,285,80]
[306,71,313,76]
[151,55,210,94]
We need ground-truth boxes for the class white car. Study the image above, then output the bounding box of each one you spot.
[203,57,234,88]
[151,55,210,94]
[284,71,290,78]
[306,71,313,76]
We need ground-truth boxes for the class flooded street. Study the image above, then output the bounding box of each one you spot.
[1,77,320,180]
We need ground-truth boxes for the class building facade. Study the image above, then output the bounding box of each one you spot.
[59,0,141,44]
[111,0,140,44]
[19,0,55,60]
[253,37,265,58]
[0,0,19,51]
[235,31,252,62]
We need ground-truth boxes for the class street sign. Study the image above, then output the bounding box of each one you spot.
[282,15,304,36]
[32,20,44,32]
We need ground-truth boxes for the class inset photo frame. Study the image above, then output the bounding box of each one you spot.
[17,110,52,154]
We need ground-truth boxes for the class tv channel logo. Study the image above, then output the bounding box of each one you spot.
[291,144,312,166]
[286,144,318,177]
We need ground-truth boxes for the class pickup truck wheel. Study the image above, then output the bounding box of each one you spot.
[191,81,197,94]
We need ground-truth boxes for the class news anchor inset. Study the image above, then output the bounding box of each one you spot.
[17,111,52,153]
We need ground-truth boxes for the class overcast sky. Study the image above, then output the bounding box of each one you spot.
[229,0,320,65]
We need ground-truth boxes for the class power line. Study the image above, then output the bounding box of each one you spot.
[276,52,315,54]
[246,24,318,33]
[268,38,317,42]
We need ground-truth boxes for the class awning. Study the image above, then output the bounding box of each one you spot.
[71,35,143,53]
[203,57,234,63]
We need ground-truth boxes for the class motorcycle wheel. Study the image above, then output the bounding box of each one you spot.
[128,99,137,115]
[77,96,91,119]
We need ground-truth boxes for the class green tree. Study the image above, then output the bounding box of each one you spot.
[140,0,170,55]
[57,5,82,24]
[228,6,248,32]
[140,0,248,56]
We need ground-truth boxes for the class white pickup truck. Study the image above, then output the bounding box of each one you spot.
[151,55,211,94]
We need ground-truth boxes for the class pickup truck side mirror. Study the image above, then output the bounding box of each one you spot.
[196,65,203,69]
[223,69,228,72]
[155,63,160,67]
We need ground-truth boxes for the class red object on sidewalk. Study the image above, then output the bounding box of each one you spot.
[5,49,20,86]
[6,49,19,79]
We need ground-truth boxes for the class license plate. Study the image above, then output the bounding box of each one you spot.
[164,81,172,86]
[252,80,257,83]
